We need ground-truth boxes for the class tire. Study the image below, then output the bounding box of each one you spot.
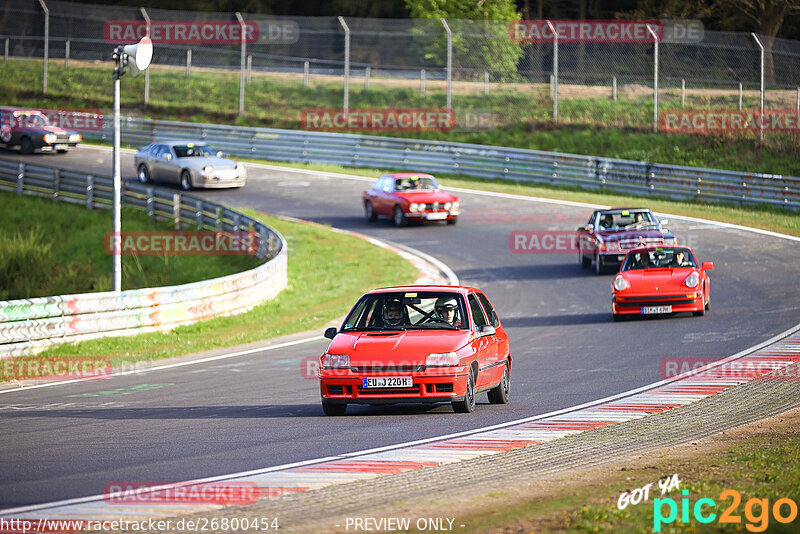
[595,254,604,275]
[180,170,193,191]
[364,201,377,222]
[393,205,407,227]
[446,216,458,225]
[20,137,34,155]
[138,164,152,184]
[487,362,510,404]
[693,293,706,317]
[452,368,476,413]
[321,402,347,416]
[613,313,625,322]
[580,247,591,269]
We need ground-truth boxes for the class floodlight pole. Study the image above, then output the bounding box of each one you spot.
[441,18,452,112]
[546,20,558,124]
[38,0,49,94]
[647,24,659,132]
[140,8,151,107]
[338,16,350,116]
[112,49,123,292]
[752,33,765,143]
[236,12,246,114]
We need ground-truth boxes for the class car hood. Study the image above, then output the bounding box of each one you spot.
[178,156,237,170]
[620,268,698,292]
[329,330,472,365]
[393,191,459,203]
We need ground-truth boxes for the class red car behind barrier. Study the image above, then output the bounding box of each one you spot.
[612,245,713,320]
[318,285,511,415]
[362,173,460,227]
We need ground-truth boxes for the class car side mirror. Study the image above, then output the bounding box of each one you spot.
[580,225,592,231]
[162,153,171,160]
[324,327,338,339]
[477,324,496,337]
[216,151,224,158]
[659,218,669,226]
[701,262,714,271]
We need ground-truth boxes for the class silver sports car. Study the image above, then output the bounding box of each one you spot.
[134,140,247,190]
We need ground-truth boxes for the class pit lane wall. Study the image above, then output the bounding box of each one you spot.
[84,116,800,210]
[0,159,288,359]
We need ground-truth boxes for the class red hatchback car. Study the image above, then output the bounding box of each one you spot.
[362,173,460,227]
[612,246,713,320]
[318,286,511,415]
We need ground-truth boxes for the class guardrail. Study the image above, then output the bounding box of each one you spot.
[0,159,288,359]
[84,117,800,210]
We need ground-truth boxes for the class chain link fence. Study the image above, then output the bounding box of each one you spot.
[1,0,799,140]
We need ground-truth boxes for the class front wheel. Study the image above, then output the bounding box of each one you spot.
[322,402,347,416]
[487,362,510,404]
[138,164,151,184]
[446,216,458,225]
[20,137,34,155]
[452,370,476,413]
[393,205,407,227]
[180,170,193,191]
[580,245,591,268]
[693,293,706,317]
[595,254,603,275]
[364,201,377,222]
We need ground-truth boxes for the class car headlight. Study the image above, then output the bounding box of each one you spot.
[684,272,700,288]
[203,165,214,174]
[409,203,420,212]
[322,353,350,369]
[444,202,452,210]
[69,134,81,143]
[236,163,245,172]
[613,276,630,291]
[43,133,56,144]
[426,352,459,367]
[452,201,460,211]
[663,237,677,245]
[606,241,620,251]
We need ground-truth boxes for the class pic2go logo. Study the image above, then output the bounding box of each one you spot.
[654,489,799,532]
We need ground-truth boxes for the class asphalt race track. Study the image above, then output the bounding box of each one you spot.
[2,146,799,508]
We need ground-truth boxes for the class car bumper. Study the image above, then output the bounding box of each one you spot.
[612,292,704,315]
[38,141,80,151]
[404,210,459,222]
[319,366,470,404]
[196,171,246,189]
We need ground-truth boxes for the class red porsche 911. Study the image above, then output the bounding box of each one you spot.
[318,286,511,415]
[612,246,713,320]
[362,173,460,227]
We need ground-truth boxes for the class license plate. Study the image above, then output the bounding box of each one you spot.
[362,376,413,388]
[425,212,447,220]
[54,144,68,150]
[642,306,672,314]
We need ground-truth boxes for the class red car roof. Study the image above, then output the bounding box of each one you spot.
[367,285,477,295]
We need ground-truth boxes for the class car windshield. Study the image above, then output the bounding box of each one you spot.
[173,144,215,158]
[394,176,437,191]
[597,210,657,229]
[342,291,468,331]
[13,112,48,128]
[621,247,697,271]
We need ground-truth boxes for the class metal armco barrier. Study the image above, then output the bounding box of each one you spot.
[86,117,800,210]
[0,159,288,359]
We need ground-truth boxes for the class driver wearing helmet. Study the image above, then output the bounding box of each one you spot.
[435,296,460,327]
[382,298,405,327]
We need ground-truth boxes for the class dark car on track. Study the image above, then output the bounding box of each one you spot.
[577,208,676,274]
[0,109,82,154]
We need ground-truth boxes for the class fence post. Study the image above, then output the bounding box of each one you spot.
[64,40,69,68]
[681,79,685,107]
[484,70,489,95]
[420,69,426,96]
[752,33,765,143]
[739,82,743,110]
[186,49,191,76]
[303,61,309,87]
[52,168,60,201]
[38,0,49,94]
[545,20,558,125]
[17,163,24,195]
[146,186,154,218]
[612,76,617,101]
[364,66,370,90]
[173,193,181,230]
[216,206,223,231]
[235,12,246,114]
[338,16,350,116]
[4,38,8,62]
[796,87,799,112]
[647,24,659,132]
[441,18,452,112]
[195,199,203,229]
[86,175,94,210]
[247,54,252,83]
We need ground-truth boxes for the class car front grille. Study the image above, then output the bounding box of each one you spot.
[350,365,425,373]
[618,237,664,249]
[615,295,695,307]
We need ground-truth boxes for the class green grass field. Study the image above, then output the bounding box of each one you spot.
[3,58,799,176]
[0,190,260,300]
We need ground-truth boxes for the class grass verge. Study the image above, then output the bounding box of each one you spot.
[449,410,800,533]
[35,211,418,368]
[0,190,260,300]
